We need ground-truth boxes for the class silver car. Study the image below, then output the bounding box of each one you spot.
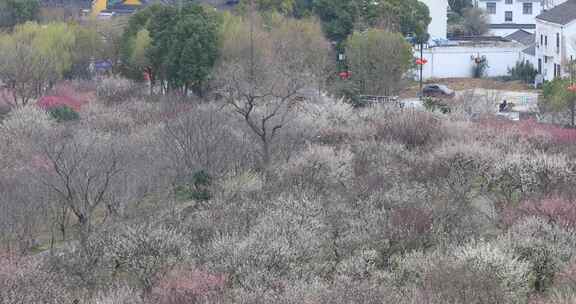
[422,84,455,98]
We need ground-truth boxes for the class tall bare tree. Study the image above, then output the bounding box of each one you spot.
[37,130,126,241]
[215,11,330,171]
[162,103,257,180]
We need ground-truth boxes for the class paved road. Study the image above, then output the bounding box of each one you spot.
[456,89,539,113]
[400,89,539,114]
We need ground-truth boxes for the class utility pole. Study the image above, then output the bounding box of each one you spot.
[571,60,575,127]
[567,59,576,127]
[415,40,428,100]
[419,41,424,100]
[249,0,255,92]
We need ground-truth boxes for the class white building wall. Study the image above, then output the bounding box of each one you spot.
[416,44,524,79]
[479,0,544,25]
[474,0,568,36]
[534,19,576,80]
[419,0,448,39]
[521,50,537,66]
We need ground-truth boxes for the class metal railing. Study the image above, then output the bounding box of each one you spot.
[359,95,403,107]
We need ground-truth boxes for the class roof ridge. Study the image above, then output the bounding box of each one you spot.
[537,0,576,25]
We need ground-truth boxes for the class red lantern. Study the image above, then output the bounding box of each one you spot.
[339,71,351,80]
[567,84,576,92]
[415,58,428,65]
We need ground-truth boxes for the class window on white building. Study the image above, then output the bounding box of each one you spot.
[505,0,513,4]
[505,11,513,22]
[554,64,561,78]
[523,3,532,14]
[486,2,496,14]
[538,58,542,74]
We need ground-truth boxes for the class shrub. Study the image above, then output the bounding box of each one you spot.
[280,145,354,193]
[472,56,489,78]
[508,60,538,84]
[555,260,576,290]
[391,207,433,236]
[489,152,572,205]
[372,110,443,149]
[423,97,451,114]
[0,254,72,303]
[48,105,80,122]
[501,217,576,292]
[503,197,576,229]
[37,95,84,112]
[95,285,143,304]
[80,102,136,132]
[298,97,354,135]
[352,141,415,193]
[217,170,263,202]
[207,196,325,288]
[151,266,227,304]
[389,206,433,253]
[1,104,54,138]
[533,260,576,303]
[423,141,500,242]
[394,240,533,304]
[0,104,55,167]
[311,278,404,304]
[335,249,379,280]
[175,170,213,202]
[531,293,576,304]
[330,79,364,107]
[515,119,576,145]
[104,224,193,294]
[97,77,141,104]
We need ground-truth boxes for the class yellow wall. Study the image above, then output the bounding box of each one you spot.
[92,0,142,16]
[91,0,107,16]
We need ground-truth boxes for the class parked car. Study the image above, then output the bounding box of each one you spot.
[422,84,455,98]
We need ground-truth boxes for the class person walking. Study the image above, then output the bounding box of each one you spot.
[499,99,507,112]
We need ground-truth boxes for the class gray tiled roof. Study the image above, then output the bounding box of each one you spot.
[523,45,536,56]
[489,24,535,29]
[537,0,576,25]
[505,29,535,46]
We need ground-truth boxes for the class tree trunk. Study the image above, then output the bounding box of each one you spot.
[60,218,66,241]
[59,205,69,241]
[148,68,154,96]
[77,214,91,245]
[419,42,424,100]
[261,139,271,177]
